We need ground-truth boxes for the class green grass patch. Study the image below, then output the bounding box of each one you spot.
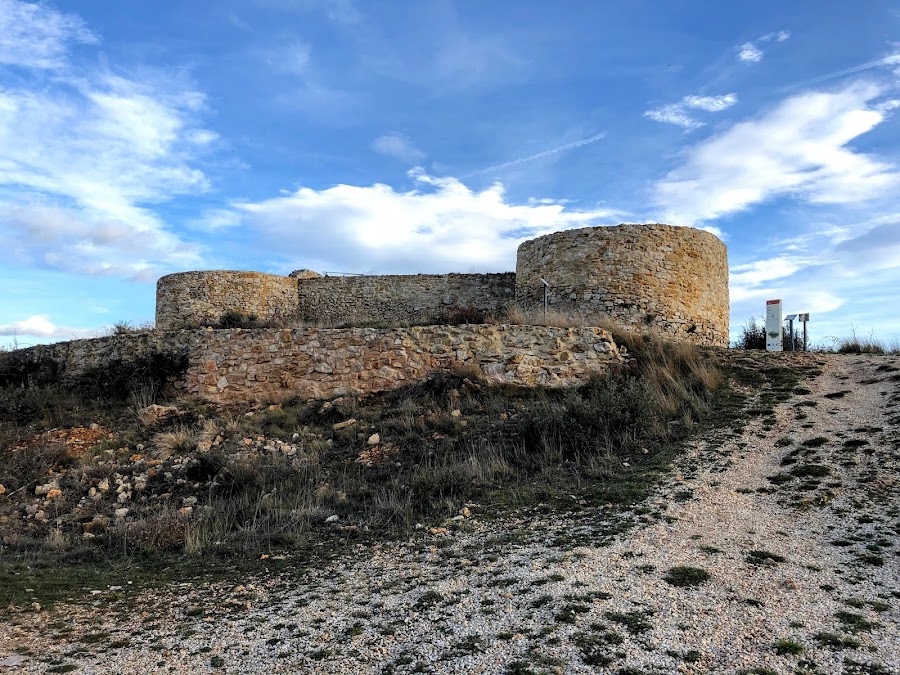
[663,566,710,587]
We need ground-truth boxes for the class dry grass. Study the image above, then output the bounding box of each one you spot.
[834,326,900,355]
[152,425,201,458]
[0,322,745,562]
[503,304,589,328]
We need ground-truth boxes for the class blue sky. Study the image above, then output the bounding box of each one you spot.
[2,0,900,348]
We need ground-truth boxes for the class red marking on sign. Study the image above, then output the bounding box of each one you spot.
[766,299,781,305]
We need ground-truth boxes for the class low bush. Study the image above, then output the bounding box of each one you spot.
[432,305,490,325]
[733,317,766,350]
[216,310,259,329]
[109,321,154,336]
[663,565,711,587]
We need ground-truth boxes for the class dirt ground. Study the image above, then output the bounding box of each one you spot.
[1,353,898,674]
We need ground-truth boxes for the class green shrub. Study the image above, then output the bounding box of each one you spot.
[433,305,489,325]
[663,565,711,587]
[216,311,258,329]
[773,638,804,655]
[733,317,766,350]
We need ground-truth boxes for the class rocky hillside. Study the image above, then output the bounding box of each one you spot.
[0,348,898,673]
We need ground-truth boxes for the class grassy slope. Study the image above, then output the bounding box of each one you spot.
[0,337,815,609]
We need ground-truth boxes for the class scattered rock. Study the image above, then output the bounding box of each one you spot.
[325,514,340,523]
[333,418,357,430]
[367,433,380,445]
[35,481,59,496]
[137,404,181,426]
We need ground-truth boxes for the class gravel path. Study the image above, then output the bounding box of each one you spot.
[2,353,899,674]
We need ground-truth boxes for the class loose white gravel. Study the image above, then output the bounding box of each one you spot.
[1,353,899,674]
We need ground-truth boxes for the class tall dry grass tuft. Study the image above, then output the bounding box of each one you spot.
[837,328,887,355]
[152,425,201,458]
[503,304,589,328]
[887,337,900,355]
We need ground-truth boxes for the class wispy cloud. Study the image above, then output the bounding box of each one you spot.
[644,93,737,129]
[0,0,212,280]
[465,131,607,177]
[0,0,96,69]
[737,29,791,63]
[655,82,898,225]
[371,133,425,162]
[727,213,900,336]
[783,47,900,90]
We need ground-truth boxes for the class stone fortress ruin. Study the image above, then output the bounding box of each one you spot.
[157,223,729,348]
[5,224,728,405]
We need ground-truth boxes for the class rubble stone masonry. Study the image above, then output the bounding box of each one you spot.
[296,273,516,326]
[153,224,728,346]
[156,271,298,329]
[516,224,729,346]
[4,325,623,404]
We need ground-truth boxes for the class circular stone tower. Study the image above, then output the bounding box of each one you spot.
[515,224,729,346]
[156,271,298,330]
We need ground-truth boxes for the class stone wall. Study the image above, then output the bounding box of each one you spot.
[152,224,729,347]
[3,325,622,404]
[296,273,516,326]
[156,271,298,329]
[516,224,729,346]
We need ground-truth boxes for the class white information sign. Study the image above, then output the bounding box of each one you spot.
[766,299,782,352]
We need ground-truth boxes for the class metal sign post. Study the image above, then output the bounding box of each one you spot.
[766,299,783,352]
[540,279,550,320]
[785,314,797,352]
[798,313,810,351]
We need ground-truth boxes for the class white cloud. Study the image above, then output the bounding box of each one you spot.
[738,42,764,63]
[230,169,621,273]
[0,2,211,279]
[644,93,737,129]
[730,256,811,288]
[728,212,900,343]
[884,50,900,76]
[645,105,703,130]
[371,133,425,162]
[0,315,96,339]
[682,94,737,112]
[654,82,899,225]
[0,0,96,69]
[738,30,791,64]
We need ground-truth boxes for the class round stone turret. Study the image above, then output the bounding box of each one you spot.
[515,223,729,346]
